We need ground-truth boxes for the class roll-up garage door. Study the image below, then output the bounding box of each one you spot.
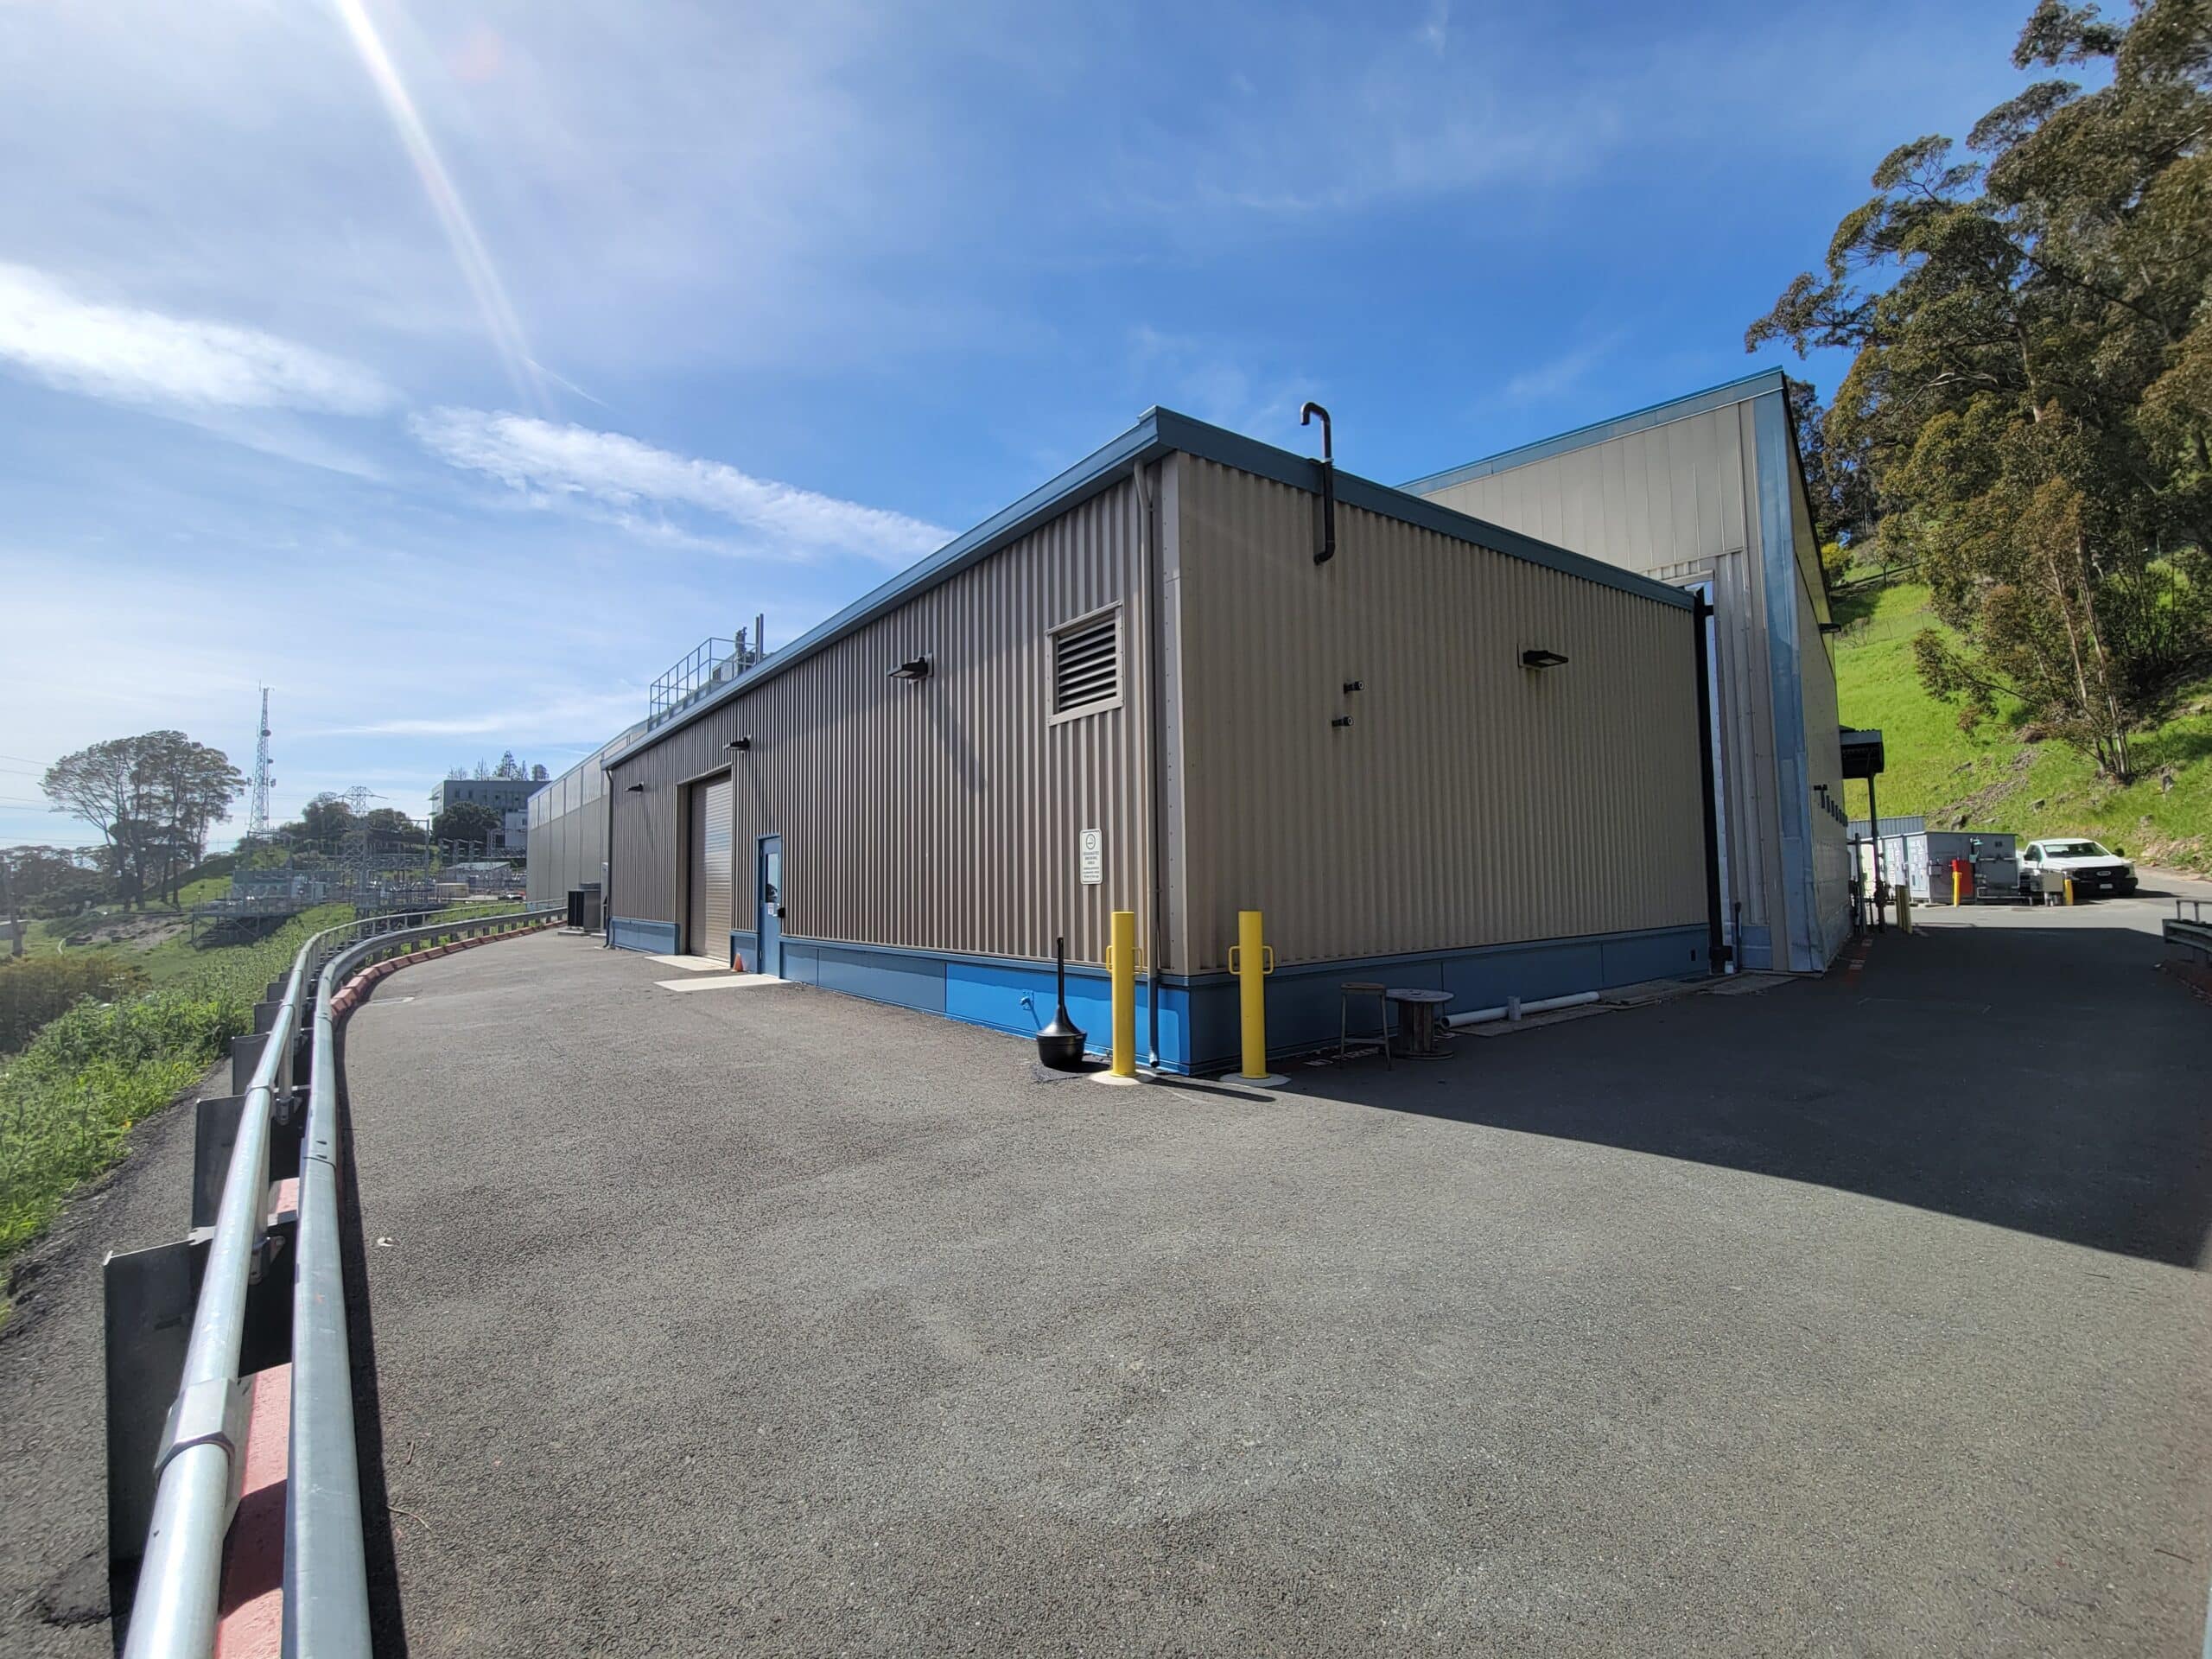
[686,774,734,957]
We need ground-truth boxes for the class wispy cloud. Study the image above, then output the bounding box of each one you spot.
[410,408,950,564]
[1419,0,1452,57]
[1503,333,1625,404]
[0,262,394,416]
[305,688,643,740]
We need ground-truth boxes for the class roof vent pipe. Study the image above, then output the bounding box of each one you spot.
[1300,401,1335,564]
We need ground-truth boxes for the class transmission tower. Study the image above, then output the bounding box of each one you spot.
[248,687,275,844]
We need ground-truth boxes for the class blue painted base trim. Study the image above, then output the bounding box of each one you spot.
[610,916,679,954]
[1173,926,1711,1074]
[760,925,1710,1076]
[729,930,757,970]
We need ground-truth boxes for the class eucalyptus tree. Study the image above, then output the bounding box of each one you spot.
[1750,0,2211,779]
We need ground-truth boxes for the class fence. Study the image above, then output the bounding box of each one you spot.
[106,903,560,1658]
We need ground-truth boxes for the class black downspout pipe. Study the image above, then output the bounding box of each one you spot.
[601,771,616,948]
[1300,401,1335,564]
[1692,594,1728,973]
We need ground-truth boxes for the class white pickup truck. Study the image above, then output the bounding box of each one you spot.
[2017,838,2138,899]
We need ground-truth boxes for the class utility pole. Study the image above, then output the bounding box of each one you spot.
[1,850,21,959]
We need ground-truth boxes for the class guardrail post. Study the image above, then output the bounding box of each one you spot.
[194,1095,302,1230]
[228,1031,269,1096]
[103,1240,196,1633]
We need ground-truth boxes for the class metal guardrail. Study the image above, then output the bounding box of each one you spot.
[112,904,560,1659]
[2164,902,2212,965]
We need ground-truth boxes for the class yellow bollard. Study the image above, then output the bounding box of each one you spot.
[1951,868,1961,906]
[1897,888,1913,934]
[2064,876,2075,906]
[1107,909,1137,1080]
[1229,910,1285,1085]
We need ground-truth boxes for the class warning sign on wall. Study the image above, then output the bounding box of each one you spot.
[1079,828,1103,885]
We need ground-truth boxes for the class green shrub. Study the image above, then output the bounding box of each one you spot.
[0,954,150,1053]
[0,909,347,1268]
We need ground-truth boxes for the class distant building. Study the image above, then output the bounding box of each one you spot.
[429,776,536,855]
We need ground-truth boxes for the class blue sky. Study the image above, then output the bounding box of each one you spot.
[1,0,2043,849]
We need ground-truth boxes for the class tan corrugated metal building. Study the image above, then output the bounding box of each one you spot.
[594,409,1719,1072]
[1403,371,1849,973]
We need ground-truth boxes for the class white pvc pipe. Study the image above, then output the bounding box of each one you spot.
[1444,989,1600,1029]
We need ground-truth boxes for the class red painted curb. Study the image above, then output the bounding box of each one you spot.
[213,1359,289,1659]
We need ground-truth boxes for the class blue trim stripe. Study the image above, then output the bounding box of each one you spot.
[757,925,1707,1075]
[1398,368,1790,496]
[607,406,1696,766]
[609,916,679,954]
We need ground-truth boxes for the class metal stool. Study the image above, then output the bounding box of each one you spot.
[1338,980,1394,1068]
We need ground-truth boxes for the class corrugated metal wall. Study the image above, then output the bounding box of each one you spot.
[607,475,1156,969]
[1411,400,1789,960]
[523,757,604,906]
[524,725,640,906]
[1173,457,1707,974]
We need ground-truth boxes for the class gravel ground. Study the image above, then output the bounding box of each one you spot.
[337,907,2212,1658]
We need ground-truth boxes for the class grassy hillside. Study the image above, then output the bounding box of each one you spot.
[1834,581,2212,873]
[14,906,311,987]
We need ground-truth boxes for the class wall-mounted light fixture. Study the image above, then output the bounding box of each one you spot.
[888,655,932,682]
[1521,649,1569,670]
[726,736,752,752]
[624,782,645,793]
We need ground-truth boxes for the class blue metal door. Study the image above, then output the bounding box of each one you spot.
[757,835,784,977]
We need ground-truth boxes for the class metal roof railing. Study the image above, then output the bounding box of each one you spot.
[113,903,560,1659]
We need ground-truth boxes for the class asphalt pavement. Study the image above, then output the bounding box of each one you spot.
[327,895,2212,1657]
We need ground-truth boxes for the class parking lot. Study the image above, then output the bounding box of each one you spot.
[318,886,2212,1657]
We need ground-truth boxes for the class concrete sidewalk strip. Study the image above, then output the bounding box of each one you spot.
[645,953,730,972]
[652,974,787,993]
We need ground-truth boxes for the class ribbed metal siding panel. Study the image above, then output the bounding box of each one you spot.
[525,739,615,906]
[607,477,1154,969]
[1176,458,1706,975]
[1413,404,1778,948]
[1421,404,1749,571]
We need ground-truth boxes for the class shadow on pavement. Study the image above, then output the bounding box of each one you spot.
[1293,921,2212,1268]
